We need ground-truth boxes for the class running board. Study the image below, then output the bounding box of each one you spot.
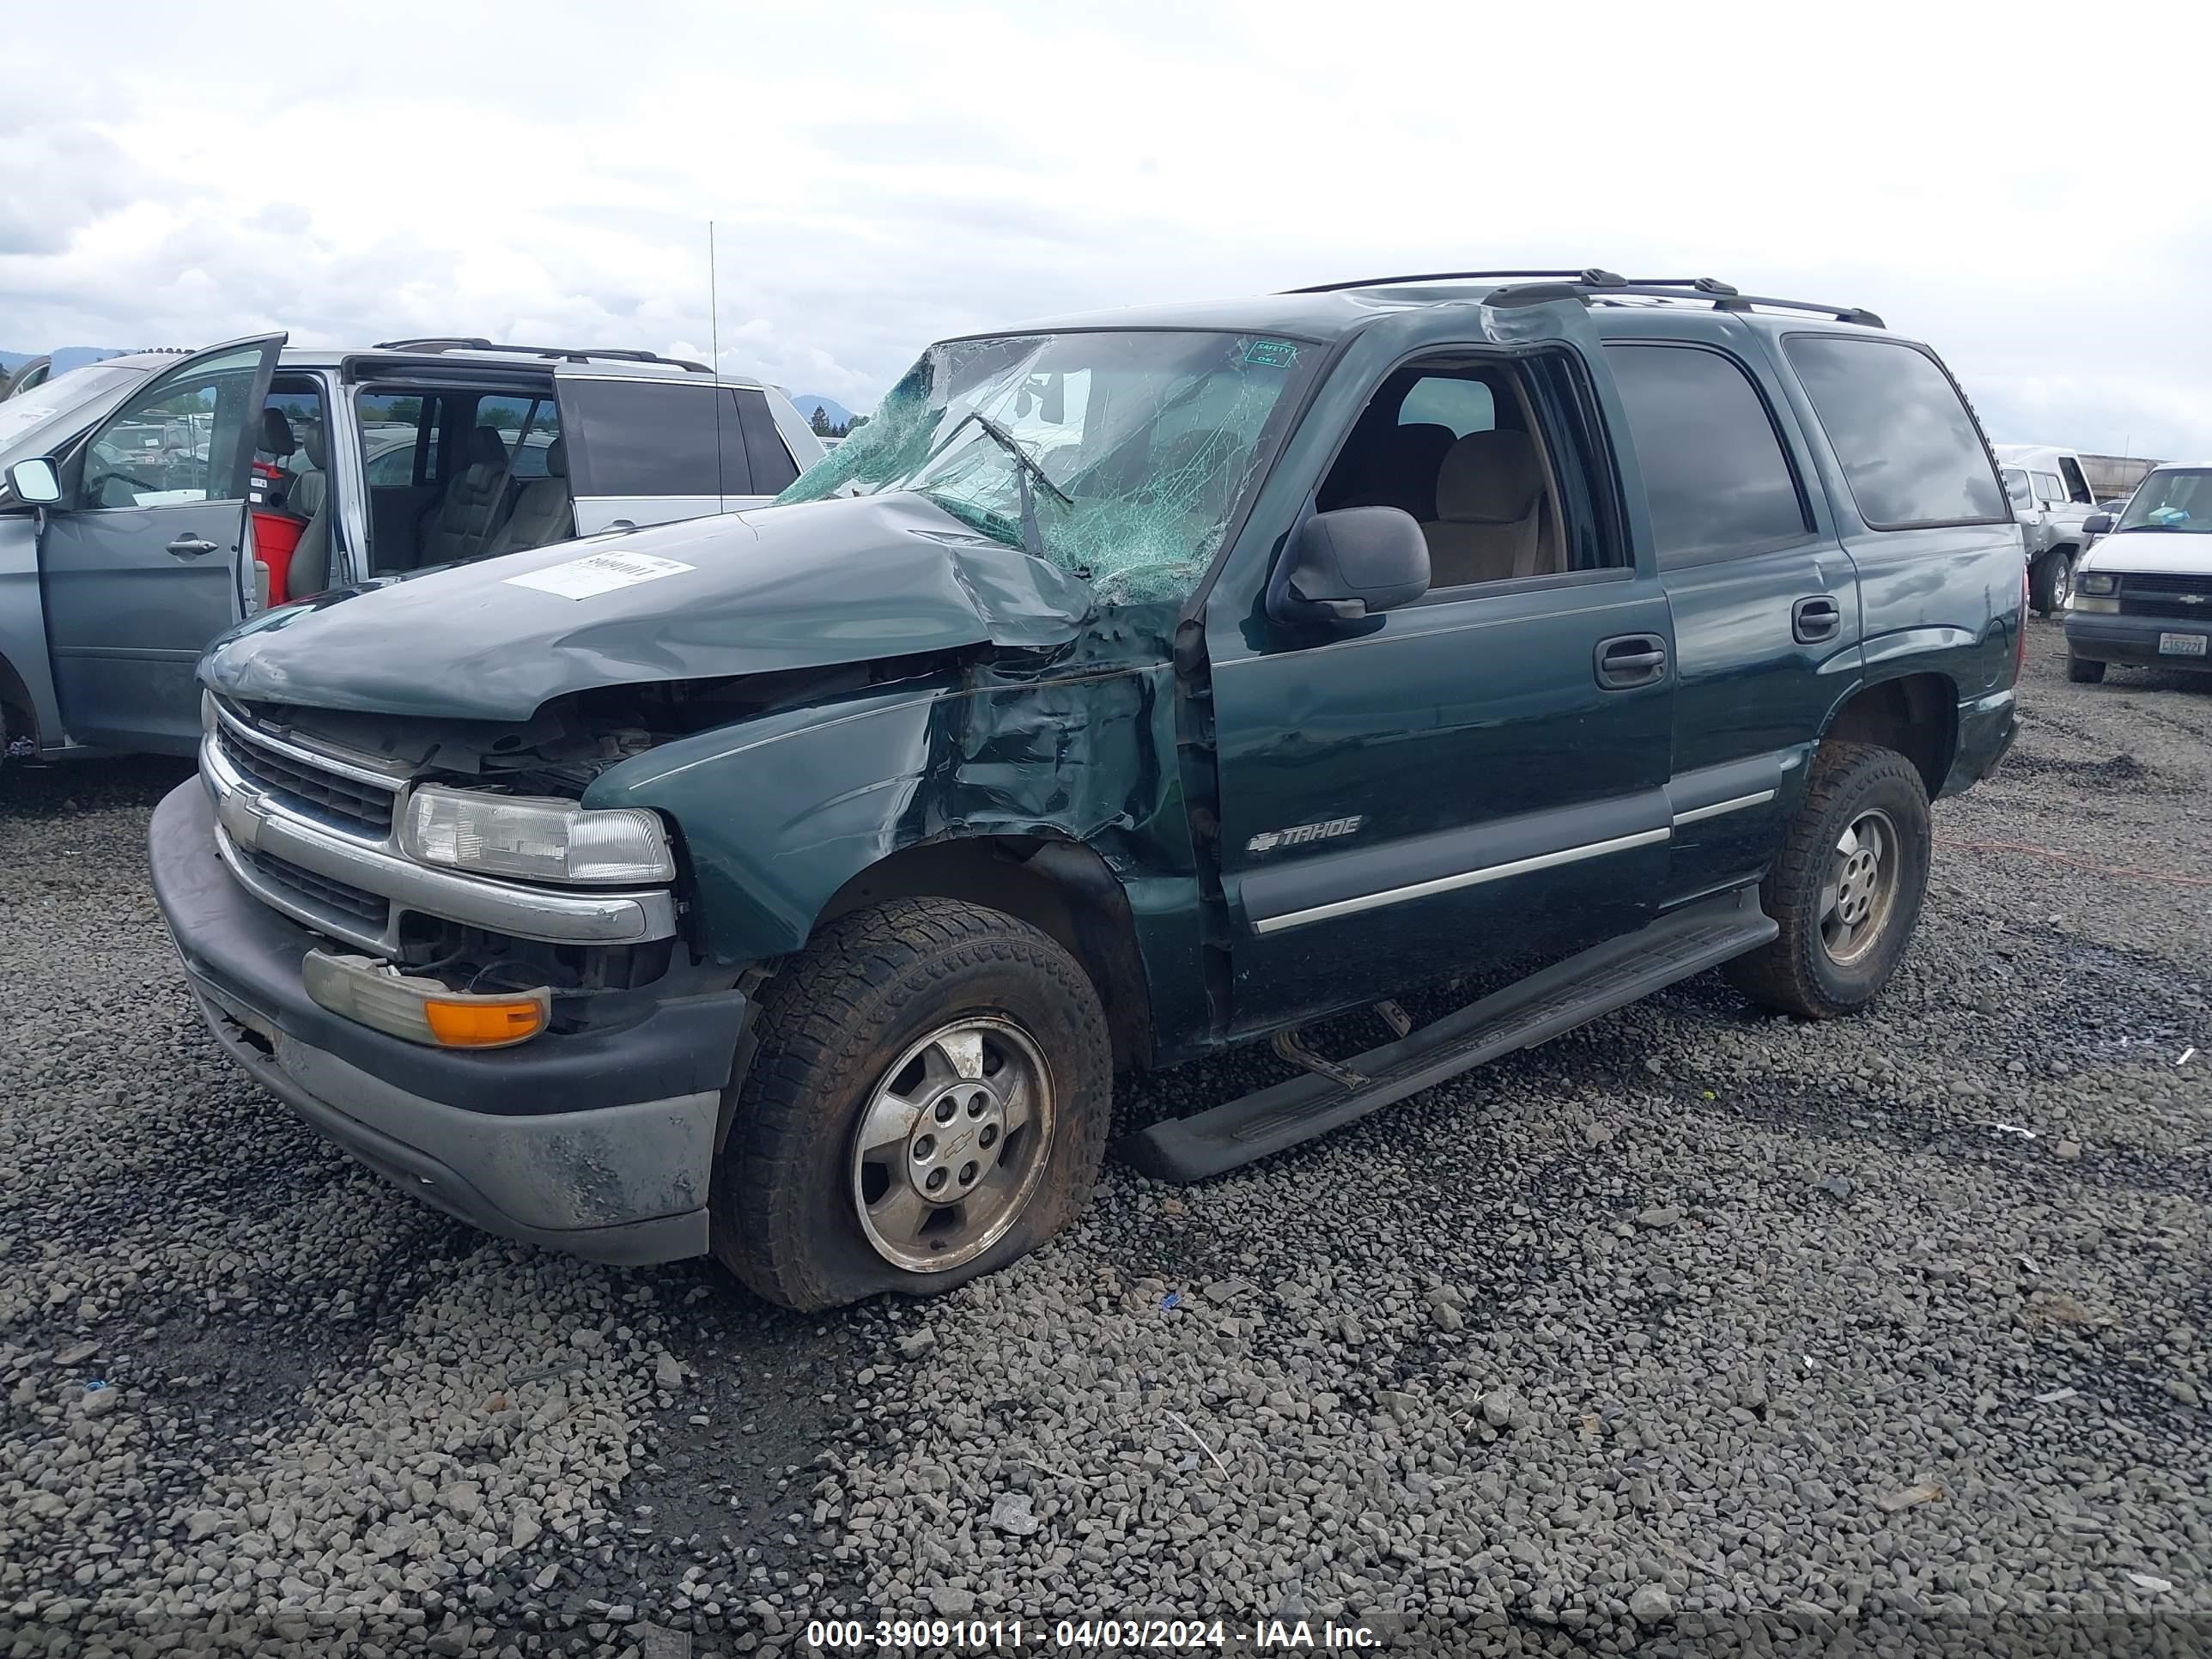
[1115,888,1775,1182]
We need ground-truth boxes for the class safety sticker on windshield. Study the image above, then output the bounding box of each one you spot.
[503,550,696,600]
[1242,339,1299,368]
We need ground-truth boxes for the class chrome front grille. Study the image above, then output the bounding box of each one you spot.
[213,712,399,838]
[199,695,678,954]
[236,845,392,928]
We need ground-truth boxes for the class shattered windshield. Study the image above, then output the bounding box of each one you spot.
[775,330,1312,603]
[2115,468,2212,534]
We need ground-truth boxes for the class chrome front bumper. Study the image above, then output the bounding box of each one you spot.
[199,701,677,953]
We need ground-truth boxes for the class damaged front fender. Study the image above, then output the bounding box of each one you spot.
[583,653,1199,972]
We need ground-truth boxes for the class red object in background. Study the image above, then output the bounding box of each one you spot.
[251,458,286,507]
[251,510,301,605]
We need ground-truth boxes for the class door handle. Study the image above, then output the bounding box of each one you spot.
[1595,633,1668,690]
[166,536,220,559]
[1793,595,1842,644]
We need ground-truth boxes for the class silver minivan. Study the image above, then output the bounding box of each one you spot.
[0,334,824,762]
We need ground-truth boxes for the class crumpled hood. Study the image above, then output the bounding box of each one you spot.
[200,493,1096,720]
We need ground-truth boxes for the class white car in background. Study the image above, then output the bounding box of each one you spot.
[2063,463,2212,683]
[1993,442,2102,617]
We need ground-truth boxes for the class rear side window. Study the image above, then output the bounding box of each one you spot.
[1784,336,2007,529]
[356,392,440,485]
[735,389,800,494]
[472,393,561,478]
[1398,375,1495,437]
[1604,344,1809,566]
[561,379,726,497]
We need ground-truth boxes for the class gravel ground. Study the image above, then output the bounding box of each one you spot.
[1,617,2206,1657]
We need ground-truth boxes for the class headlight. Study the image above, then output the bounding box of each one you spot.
[400,786,675,885]
[2076,571,2118,597]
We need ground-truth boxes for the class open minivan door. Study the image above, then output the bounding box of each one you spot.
[33,333,284,755]
[1,356,53,402]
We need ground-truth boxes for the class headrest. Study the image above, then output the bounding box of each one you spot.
[544,435,566,479]
[1435,428,1541,524]
[1391,422,1456,476]
[260,408,294,458]
[468,426,509,469]
[298,421,326,470]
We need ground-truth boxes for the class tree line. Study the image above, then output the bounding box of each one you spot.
[809,405,869,440]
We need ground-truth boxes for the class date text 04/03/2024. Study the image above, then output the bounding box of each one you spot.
[805,1617,1384,1649]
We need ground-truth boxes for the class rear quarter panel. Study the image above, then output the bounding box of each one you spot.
[1747,328,2022,783]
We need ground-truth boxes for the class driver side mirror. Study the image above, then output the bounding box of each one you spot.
[1266,506,1430,627]
[2083,512,2114,536]
[5,457,62,507]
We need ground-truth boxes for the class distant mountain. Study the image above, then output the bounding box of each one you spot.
[793,394,855,429]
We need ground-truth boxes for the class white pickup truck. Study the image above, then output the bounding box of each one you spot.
[1994,443,2102,616]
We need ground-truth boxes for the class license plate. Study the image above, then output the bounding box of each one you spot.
[2158,631,2209,658]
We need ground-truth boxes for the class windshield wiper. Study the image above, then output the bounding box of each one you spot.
[931,409,1072,558]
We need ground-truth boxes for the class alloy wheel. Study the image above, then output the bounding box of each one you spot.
[1819,808,1900,967]
[849,1017,1054,1273]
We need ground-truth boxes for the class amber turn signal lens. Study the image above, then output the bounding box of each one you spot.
[423,998,546,1048]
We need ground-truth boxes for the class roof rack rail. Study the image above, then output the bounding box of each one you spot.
[1283,268,1629,295]
[368,337,717,374]
[1280,270,1884,328]
[1487,276,1884,329]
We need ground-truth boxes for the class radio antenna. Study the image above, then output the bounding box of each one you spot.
[708,220,727,513]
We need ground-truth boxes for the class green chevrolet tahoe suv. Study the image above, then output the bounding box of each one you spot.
[147,270,2023,1310]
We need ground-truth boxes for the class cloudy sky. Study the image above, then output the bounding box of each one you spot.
[5,0,2208,454]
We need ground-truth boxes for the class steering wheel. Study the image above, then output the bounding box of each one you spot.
[82,469,163,506]
[87,469,163,493]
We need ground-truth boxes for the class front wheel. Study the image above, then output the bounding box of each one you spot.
[710,897,1111,1311]
[1724,743,1931,1020]
[2067,653,2106,684]
[2028,550,2073,617]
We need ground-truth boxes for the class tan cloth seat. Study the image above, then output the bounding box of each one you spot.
[1419,429,1548,587]
[417,426,514,567]
[486,436,574,556]
[287,422,334,595]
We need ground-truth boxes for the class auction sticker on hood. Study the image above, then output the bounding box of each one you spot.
[503,550,695,600]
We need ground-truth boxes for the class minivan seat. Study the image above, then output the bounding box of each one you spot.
[287,422,334,596]
[1419,429,1547,587]
[259,408,295,495]
[417,427,513,568]
[287,421,329,524]
[486,436,574,556]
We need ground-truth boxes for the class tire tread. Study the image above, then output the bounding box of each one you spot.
[713,897,1109,1311]
[1723,742,1929,1020]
